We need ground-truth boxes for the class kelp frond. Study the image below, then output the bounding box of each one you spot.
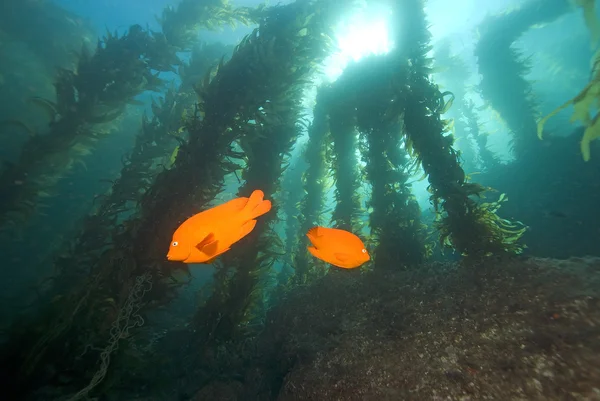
[537,24,600,161]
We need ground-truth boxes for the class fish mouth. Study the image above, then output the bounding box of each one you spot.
[167,250,190,261]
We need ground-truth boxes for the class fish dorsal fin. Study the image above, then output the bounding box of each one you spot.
[307,226,321,238]
[196,233,217,253]
[189,198,248,224]
[334,253,350,262]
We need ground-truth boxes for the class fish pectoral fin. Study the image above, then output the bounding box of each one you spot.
[196,232,215,247]
[204,248,231,264]
[195,233,217,253]
[334,253,351,262]
[307,246,323,260]
[200,239,219,255]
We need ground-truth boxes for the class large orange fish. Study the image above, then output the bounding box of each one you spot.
[167,189,271,264]
[305,226,370,269]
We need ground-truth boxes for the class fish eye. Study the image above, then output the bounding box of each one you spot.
[172,241,178,247]
[362,248,367,253]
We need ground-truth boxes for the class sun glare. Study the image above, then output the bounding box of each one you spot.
[322,5,394,83]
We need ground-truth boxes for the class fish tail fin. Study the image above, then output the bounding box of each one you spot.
[236,220,257,241]
[243,189,272,220]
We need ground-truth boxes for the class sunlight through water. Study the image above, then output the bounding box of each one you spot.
[322,4,394,82]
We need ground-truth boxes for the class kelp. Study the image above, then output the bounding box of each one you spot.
[64,271,153,401]
[0,0,545,398]
[189,0,332,341]
[279,147,307,285]
[2,68,210,401]
[293,86,333,285]
[463,98,500,170]
[0,9,237,399]
[179,42,234,91]
[0,25,176,235]
[31,33,230,309]
[30,86,190,315]
[328,86,363,233]
[537,49,600,161]
[348,54,429,269]
[130,1,334,391]
[397,0,525,256]
[0,0,95,73]
[160,0,259,51]
[318,51,429,270]
[433,40,479,171]
[474,0,571,159]
[575,0,600,49]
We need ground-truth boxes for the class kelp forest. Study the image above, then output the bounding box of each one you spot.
[1,0,600,399]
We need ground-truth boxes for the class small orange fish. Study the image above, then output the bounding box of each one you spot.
[305,226,370,269]
[167,189,272,264]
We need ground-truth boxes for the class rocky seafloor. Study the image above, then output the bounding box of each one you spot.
[191,255,600,401]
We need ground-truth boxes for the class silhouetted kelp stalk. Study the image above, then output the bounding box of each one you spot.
[0,0,253,238]
[160,0,260,51]
[30,45,232,305]
[474,0,570,160]
[48,1,328,396]
[185,0,333,353]
[463,98,500,170]
[64,271,153,401]
[394,0,526,256]
[44,90,198,292]
[93,3,337,390]
[293,86,333,285]
[1,14,242,401]
[343,55,429,269]
[179,42,236,91]
[25,44,228,319]
[96,43,234,225]
[328,85,364,233]
[432,41,479,172]
[431,42,498,171]
[0,25,177,235]
[316,54,429,270]
[0,0,95,74]
[56,50,234,401]
[537,26,600,161]
[28,84,201,388]
[278,146,307,285]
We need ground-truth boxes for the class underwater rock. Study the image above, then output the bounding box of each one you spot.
[192,380,243,401]
[250,255,600,400]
